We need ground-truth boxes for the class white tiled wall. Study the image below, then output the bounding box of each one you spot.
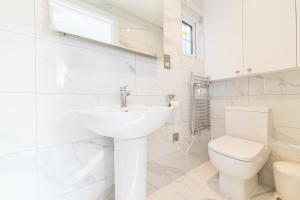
[0,0,206,199]
[209,69,300,186]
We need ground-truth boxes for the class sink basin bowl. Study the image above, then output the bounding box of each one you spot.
[79,105,172,139]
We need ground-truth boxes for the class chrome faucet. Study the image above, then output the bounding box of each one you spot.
[167,94,175,107]
[120,86,131,108]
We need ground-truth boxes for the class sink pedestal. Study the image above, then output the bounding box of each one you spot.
[114,137,147,200]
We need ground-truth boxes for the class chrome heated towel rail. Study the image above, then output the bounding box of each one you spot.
[190,73,210,134]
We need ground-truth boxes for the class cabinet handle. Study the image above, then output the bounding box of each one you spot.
[247,68,252,73]
[235,70,240,75]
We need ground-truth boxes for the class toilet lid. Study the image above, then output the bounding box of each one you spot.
[273,161,300,177]
[208,135,266,162]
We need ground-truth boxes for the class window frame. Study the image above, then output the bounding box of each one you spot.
[182,16,197,57]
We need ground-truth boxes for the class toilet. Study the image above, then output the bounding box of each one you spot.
[208,106,271,200]
[273,161,300,200]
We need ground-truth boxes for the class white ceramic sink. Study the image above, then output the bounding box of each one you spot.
[79,105,172,139]
[79,105,172,200]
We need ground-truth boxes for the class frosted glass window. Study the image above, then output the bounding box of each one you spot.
[182,21,193,56]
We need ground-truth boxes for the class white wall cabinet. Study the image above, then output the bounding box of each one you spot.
[204,0,243,80]
[205,0,298,81]
[243,0,297,74]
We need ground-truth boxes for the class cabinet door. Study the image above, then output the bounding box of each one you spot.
[204,0,243,80]
[244,0,297,74]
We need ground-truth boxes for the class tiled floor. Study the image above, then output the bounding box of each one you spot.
[148,161,275,200]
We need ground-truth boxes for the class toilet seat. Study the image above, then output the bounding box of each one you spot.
[208,135,266,162]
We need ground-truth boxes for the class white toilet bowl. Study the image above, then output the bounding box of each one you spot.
[273,161,300,200]
[208,106,271,200]
[209,135,270,200]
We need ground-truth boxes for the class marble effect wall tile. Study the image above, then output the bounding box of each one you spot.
[210,117,225,139]
[148,130,210,193]
[209,81,228,97]
[0,31,35,92]
[37,138,114,200]
[249,76,265,96]
[0,0,35,36]
[0,94,35,155]
[263,69,300,95]
[36,39,136,95]
[225,77,249,97]
[249,95,300,129]
[96,186,114,200]
[209,78,249,97]
[135,58,168,96]
[148,126,178,162]
[210,97,231,118]
[0,151,36,200]
[272,126,300,147]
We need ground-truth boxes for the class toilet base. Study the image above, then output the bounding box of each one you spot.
[219,173,258,200]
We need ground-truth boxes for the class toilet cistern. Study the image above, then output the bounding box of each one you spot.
[120,85,131,108]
